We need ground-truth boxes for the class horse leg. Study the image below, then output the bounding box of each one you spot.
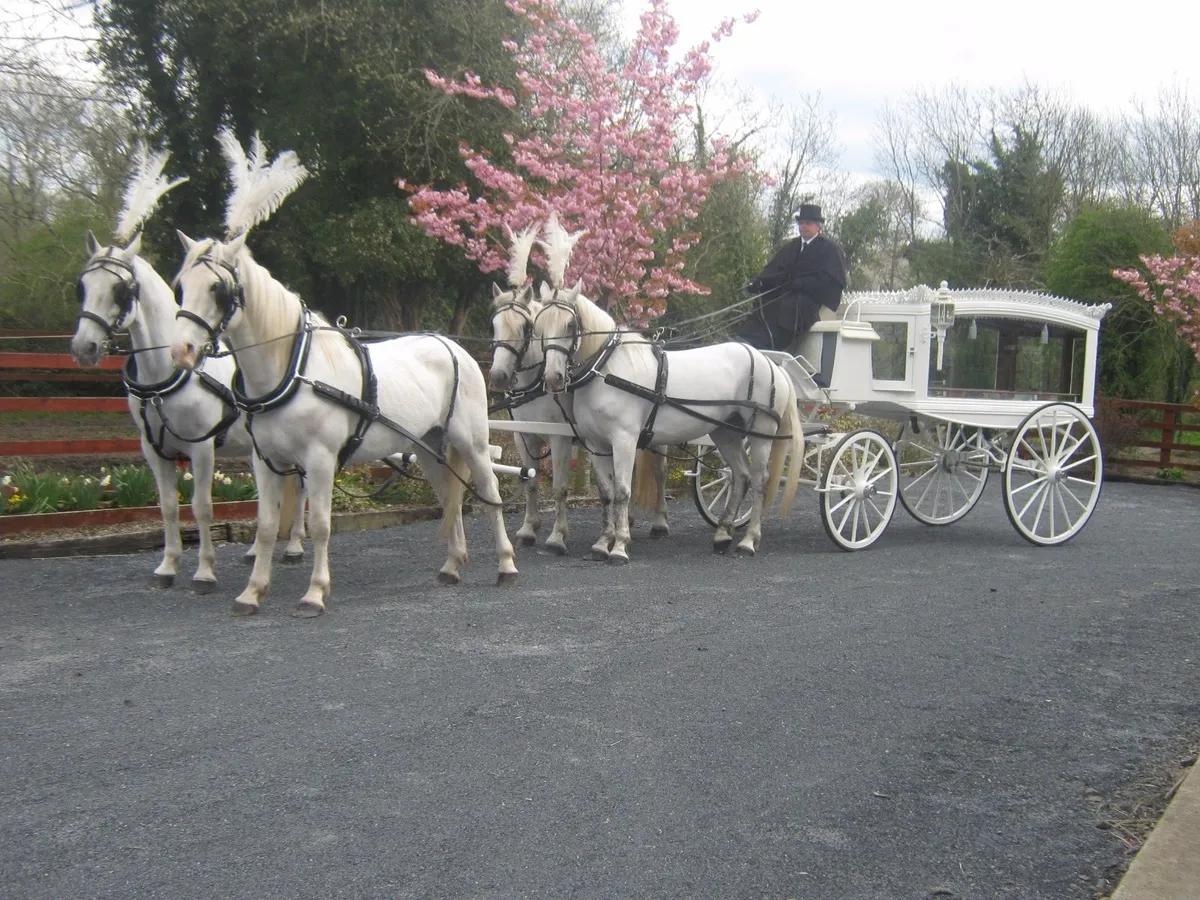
[710,433,751,553]
[414,448,468,585]
[545,435,573,555]
[145,441,182,588]
[607,441,637,565]
[736,436,772,555]
[514,436,541,547]
[650,445,670,538]
[233,466,286,616]
[587,453,615,561]
[455,442,519,586]
[293,459,335,618]
[282,474,307,562]
[188,442,218,593]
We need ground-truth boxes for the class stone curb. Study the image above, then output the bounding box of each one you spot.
[1110,759,1200,900]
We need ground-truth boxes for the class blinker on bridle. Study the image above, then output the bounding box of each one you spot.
[174,255,244,351]
[491,301,537,368]
[534,296,581,360]
[76,255,141,339]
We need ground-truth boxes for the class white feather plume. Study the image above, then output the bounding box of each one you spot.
[219,127,310,237]
[506,223,540,288]
[537,212,587,290]
[115,142,189,242]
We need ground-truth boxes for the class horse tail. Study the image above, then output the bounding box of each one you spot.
[765,365,804,518]
[632,448,659,512]
[438,445,470,542]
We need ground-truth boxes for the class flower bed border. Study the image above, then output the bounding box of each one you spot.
[0,500,259,536]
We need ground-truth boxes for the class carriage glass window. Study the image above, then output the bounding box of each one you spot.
[870,321,910,383]
[929,318,1086,401]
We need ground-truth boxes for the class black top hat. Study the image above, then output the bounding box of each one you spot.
[794,203,824,223]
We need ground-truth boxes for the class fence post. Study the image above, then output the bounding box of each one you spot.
[1160,407,1177,468]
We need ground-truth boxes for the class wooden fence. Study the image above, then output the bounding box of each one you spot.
[1094,397,1200,473]
[0,330,138,458]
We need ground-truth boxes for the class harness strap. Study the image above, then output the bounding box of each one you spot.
[600,372,785,440]
[330,324,379,469]
[566,332,621,390]
[123,356,241,460]
[636,342,669,450]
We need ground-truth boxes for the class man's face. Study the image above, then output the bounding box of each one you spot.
[797,220,821,240]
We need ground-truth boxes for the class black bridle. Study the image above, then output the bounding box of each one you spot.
[533,296,582,366]
[490,302,541,378]
[174,255,244,351]
[76,255,140,340]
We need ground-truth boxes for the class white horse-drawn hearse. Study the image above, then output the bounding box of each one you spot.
[688,281,1111,551]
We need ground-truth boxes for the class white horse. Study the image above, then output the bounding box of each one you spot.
[488,281,671,553]
[533,282,804,562]
[170,231,518,617]
[70,232,307,591]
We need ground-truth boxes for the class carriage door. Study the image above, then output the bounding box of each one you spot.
[870,316,916,391]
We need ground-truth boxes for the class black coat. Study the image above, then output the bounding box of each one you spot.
[755,233,847,334]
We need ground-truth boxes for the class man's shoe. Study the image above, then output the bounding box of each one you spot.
[812,372,830,388]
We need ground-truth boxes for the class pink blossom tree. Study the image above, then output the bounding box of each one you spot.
[404,0,759,323]
[1114,246,1200,385]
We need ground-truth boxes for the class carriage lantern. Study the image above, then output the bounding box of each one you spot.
[931,281,955,370]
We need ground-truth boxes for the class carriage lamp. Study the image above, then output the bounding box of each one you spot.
[1040,323,1050,345]
[931,281,955,370]
[968,319,978,340]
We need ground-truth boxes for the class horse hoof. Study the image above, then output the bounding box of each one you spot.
[713,539,733,554]
[736,545,756,557]
[519,535,536,547]
[650,526,670,539]
[192,579,217,595]
[153,574,174,589]
[546,544,568,557]
[608,555,629,566]
[496,571,520,587]
[230,601,259,617]
[586,549,609,562]
[281,551,304,565]
[436,571,461,586]
[291,601,325,619]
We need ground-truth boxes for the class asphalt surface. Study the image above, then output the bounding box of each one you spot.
[2,480,1198,900]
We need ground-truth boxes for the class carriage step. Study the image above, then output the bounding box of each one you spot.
[801,422,831,437]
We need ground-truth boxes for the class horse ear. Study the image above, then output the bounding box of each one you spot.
[225,230,247,258]
[538,281,553,302]
[86,230,101,256]
[123,230,143,258]
[566,279,584,301]
[516,284,533,307]
[492,283,503,300]
[177,229,196,252]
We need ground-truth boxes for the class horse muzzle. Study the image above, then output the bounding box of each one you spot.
[488,368,512,392]
[170,340,201,371]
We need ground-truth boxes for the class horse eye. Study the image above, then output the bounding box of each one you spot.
[76,280,85,305]
[173,283,185,306]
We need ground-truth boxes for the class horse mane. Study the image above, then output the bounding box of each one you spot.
[232,245,340,371]
[115,143,188,242]
[571,288,621,363]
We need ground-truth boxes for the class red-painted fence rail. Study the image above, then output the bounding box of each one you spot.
[0,331,135,458]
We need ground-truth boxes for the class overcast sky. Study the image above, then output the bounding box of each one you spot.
[623,0,1198,177]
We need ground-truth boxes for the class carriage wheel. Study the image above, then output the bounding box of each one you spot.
[1002,403,1103,546]
[819,430,898,551]
[896,419,990,525]
[691,446,753,529]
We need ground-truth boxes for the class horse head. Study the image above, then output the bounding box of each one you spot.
[489,282,539,393]
[534,280,585,394]
[71,230,144,367]
[170,229,248,370]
